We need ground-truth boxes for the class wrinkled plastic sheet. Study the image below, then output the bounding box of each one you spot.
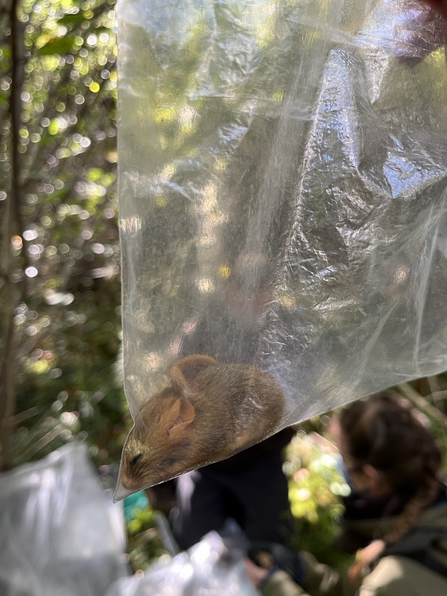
[106,531,258,596]
[116,0,447,495]
[0,443,129,596]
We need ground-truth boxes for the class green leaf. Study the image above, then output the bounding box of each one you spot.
[38,37,76,56]
[43,188,68,203]
[57,13,85,27]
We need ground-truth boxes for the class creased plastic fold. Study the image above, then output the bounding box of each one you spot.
[105,531,258,596]
[116,0,447,497]
[0,443,129,596]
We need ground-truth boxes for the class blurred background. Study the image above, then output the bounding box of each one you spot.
[1,0,447,577]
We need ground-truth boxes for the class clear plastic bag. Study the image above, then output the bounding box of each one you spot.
[105,532,258,596]
[116,0,447,497]
[0,443,129,596]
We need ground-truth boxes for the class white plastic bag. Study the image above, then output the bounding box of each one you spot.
[116,0,447,496]
[106,532,258,596]
[0,443,129,596]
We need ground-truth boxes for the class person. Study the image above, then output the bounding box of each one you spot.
[245,392,447,596]
[169,427,294,550]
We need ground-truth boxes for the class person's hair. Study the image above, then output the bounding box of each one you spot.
[339,392,442,546]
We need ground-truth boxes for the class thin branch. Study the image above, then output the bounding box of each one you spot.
[426,376,446,412]
[12,406,39,424]
[16,424,67,462]
[429,389,447,404]
[396,382,447,431]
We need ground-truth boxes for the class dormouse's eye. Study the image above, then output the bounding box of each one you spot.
[130,453,143,466]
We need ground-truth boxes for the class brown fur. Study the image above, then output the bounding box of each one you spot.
[119,354,285,491]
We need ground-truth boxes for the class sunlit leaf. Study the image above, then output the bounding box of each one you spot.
[57,13,85,27]
[38,36,76,56]
[43,188,68,203]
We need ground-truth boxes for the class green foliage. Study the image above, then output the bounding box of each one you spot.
[125,506,169,573]
[127,506,158,537]
[0,0,127,469]
[285,428,352,570]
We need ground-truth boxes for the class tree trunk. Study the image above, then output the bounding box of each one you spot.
[0,0,24,472]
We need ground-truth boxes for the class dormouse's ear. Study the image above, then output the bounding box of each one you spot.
[168,354,218,392]
[164,398,195,437]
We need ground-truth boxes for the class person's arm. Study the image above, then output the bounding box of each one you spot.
[298,552,353,596]
[262,570,310,596]
[246,552,356,596]
[245,560,309,596]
